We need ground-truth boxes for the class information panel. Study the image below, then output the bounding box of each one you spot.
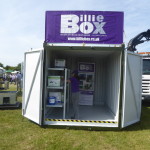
[78,63,95,105]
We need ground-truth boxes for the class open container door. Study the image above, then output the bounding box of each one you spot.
[121,51,142,128]
[23,50,44,125]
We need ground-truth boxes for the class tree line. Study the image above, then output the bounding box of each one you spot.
[0,62,21,71]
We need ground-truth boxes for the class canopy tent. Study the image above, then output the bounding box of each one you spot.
[12,71,20,74]
[6,70,13,73]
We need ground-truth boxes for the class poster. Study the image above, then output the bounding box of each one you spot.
[78,63,95,105]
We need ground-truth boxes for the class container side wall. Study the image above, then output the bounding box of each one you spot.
[105,53,121,119]
[94,58,106,105]
[122,52,142,128]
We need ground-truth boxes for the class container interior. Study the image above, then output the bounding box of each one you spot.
[44,46,122,126]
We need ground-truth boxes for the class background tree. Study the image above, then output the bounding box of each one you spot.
[0,62,4,67]
[5,65,15,71]
[15,63,21,71]
[1,62,21,71]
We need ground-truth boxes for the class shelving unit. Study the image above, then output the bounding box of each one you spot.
[46,104,63,107]
[46,68,68,119]
[47,86,63,89]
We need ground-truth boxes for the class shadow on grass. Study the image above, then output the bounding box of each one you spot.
[142,100,150,107]
[0,102,22,110]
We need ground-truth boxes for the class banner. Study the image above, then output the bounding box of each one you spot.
[45,11,124,44]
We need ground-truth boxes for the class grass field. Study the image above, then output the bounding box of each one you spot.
[0,84,150,150]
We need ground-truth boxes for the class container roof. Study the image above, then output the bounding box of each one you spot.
[46,45,123,57]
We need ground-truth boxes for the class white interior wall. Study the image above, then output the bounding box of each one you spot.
[105,52,121,117]
[50,50,106,105]
[94,57,106,105]
[45,48,121,119]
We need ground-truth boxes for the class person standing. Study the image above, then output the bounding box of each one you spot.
[11,74,15,84]
[68,70,80,119]
[16,72,22,91]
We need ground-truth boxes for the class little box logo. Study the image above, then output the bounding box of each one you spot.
[60,14,106,35]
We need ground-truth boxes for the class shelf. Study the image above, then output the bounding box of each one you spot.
[47,86,63,89]
[48,68,65,71]
[46,104,63,107]
[46,68,68,119]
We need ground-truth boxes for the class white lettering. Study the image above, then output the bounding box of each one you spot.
[80,22,94,34]
[84,15,87,21]
[68,37,100,41]
[88,15,91,22]
[80,15,83,21]
[60,14,106,35]
[93,22,106,34]
[61,15,79,33]
[92,15,95,21]
[96,15,104,22]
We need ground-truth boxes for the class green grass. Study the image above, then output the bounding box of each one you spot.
[0,84,150,150]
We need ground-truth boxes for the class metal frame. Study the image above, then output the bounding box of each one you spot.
[46,68,68,119]
[118,49,126,129]
[63,68,67,118]
[43,45,123,128]
[46,43,123,48]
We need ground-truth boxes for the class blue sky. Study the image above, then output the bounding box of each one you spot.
[0,0,150,66]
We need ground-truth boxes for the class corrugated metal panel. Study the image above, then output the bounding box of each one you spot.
[49,50,122,107]
[94,57,106,105]
[67,55,108,105]
[122,52,142,128]
[105,53,121,116]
